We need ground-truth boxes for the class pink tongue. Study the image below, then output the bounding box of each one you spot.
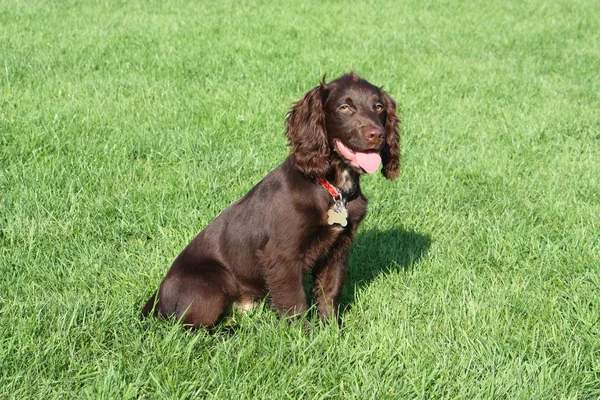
[355,151,382,174]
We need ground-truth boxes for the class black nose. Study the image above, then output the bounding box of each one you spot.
[365,127,383,143]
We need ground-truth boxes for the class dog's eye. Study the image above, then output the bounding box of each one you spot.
[339,104,351,112]
[375,103,384,113]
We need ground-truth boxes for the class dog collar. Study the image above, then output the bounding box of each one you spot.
[316,176,341,201]
[316,176,357,200]
[317,176,350,227]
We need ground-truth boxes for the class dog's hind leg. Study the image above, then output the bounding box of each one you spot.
[154,260,236,329]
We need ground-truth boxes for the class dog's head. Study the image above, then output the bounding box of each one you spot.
[285,72,400,180]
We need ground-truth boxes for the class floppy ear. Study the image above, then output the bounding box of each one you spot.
[285,82,330,177]
[380,90,401,180]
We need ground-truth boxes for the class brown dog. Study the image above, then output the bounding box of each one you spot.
[142,72,400,328]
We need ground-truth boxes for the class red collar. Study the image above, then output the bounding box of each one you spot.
[316,176,342,201]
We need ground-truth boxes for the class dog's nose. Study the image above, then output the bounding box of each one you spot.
[365,127,383,143]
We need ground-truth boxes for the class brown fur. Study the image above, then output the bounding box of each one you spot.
[141,72,401,328]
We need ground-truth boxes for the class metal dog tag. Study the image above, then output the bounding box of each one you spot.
[327,201,348,227]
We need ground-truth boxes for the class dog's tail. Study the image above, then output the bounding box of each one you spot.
[140,291,159,319]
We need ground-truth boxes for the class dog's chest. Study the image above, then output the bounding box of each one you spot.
[299,198,366,271]
[301,224,344,270]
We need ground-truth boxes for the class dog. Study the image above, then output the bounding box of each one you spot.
[141,72,400,328]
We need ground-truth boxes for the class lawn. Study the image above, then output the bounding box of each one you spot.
[1,0,599,398]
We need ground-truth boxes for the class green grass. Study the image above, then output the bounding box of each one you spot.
[1,0,599,398]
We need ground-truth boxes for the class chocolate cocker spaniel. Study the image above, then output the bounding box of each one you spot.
[142,72,400,328]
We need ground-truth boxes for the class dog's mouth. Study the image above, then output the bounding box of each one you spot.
[334,139,382,174]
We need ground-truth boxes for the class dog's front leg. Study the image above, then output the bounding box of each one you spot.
[312,233,353,323]
[265,262,307,319]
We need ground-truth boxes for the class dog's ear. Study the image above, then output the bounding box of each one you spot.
[380,90,401,180]
[285,80,330,177]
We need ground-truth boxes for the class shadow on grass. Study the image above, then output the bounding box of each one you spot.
[341,228,432,307]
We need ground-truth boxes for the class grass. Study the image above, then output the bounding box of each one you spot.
[1,0,599,398]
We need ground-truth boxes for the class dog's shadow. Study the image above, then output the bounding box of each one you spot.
[226,228,430,333]
[340,228,431,307]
